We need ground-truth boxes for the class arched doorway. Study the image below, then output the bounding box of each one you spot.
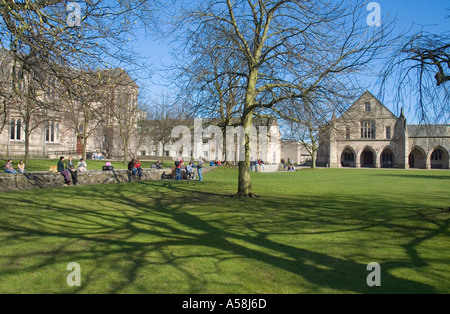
[381,148,395,168]
[340,147,356,167]
[360,148,375,168]
[408,147,426,169]
[430,147,449,169]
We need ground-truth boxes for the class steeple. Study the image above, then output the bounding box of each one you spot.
[399,107,407,130]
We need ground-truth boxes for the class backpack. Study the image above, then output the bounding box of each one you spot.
[197,161,203,168]
[175,160,180,167]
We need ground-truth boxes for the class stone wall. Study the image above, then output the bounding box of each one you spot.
[0,168,172,191]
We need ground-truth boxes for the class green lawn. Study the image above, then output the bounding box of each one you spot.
[1,158,176,172]
[0,167,448,293]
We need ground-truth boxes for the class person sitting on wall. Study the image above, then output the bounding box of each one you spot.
[186,162,194,180]
[17,160,26,174]
[128,158,137,177]
[155,160,163,169]
[77,158,87,172]
[135,158,143,180]
[4,159,17,174]
[58,156,72,185]
[66,156,78,185]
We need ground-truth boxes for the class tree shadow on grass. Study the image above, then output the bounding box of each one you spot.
[0,181,447,293]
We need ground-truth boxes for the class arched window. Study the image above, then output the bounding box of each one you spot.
[10,119,15,140]
[16,119,21,140]
[10,119,22,141]
[45,122,59,143]
[431,149,442,161]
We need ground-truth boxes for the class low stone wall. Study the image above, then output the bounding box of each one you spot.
[0,168,172,191]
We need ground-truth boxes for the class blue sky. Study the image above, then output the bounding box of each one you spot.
[130,0,449,121]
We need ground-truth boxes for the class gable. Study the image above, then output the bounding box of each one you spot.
[337,91,397,122]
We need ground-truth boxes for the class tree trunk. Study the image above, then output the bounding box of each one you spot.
[123,138,129,165]
[82,137,87,161]
[24,117,31,167]
[24,130,30,167]
[236,69,258,198]
[236,111,256,198]
[311,150,316,169]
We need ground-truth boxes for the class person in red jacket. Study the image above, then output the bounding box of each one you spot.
[135,158,143,180]
[175,157,183,181]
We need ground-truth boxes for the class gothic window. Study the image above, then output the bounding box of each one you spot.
[365,102,371,112]
[45,122,59,143]
[431,149,443,161]
[361,121,376,139]
[10,119,22,141]
[386,126,391,139]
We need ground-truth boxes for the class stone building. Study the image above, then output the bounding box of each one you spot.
[280,140,311,165]
[0,49,140,159]
[138,117,282,164]
[317,91,449,169]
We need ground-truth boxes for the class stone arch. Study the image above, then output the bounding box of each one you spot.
[340,146,356,168]
[430,146,449,169]
[408,146,427,169]
[360,146,376,168]
[380,147,395,168]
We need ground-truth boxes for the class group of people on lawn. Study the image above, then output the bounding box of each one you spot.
[57,156,87,185]
[4,156,205,184]
[173,157,203,181]
[250,159,265,172]
[3,159,26,174]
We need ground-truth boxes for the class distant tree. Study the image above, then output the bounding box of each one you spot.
[141,96,182,163]
[107,72,141,165]
[64,71,112,160]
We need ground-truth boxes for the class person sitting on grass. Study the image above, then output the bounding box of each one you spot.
[66,156,78,185]
[77,158,87,172]
[17,160,25,174]
[155,160,163,169]
[57,156,72,185]
[4,159,17,174]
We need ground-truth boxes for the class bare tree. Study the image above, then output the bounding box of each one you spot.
[64,71,112,160]
[0,0,162,137]
[140,96,183,163]
[105,69,141,164]
[380,31,449,123]
[174,0,397,197]
[173,31,246,162]
[282,102,331,169]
